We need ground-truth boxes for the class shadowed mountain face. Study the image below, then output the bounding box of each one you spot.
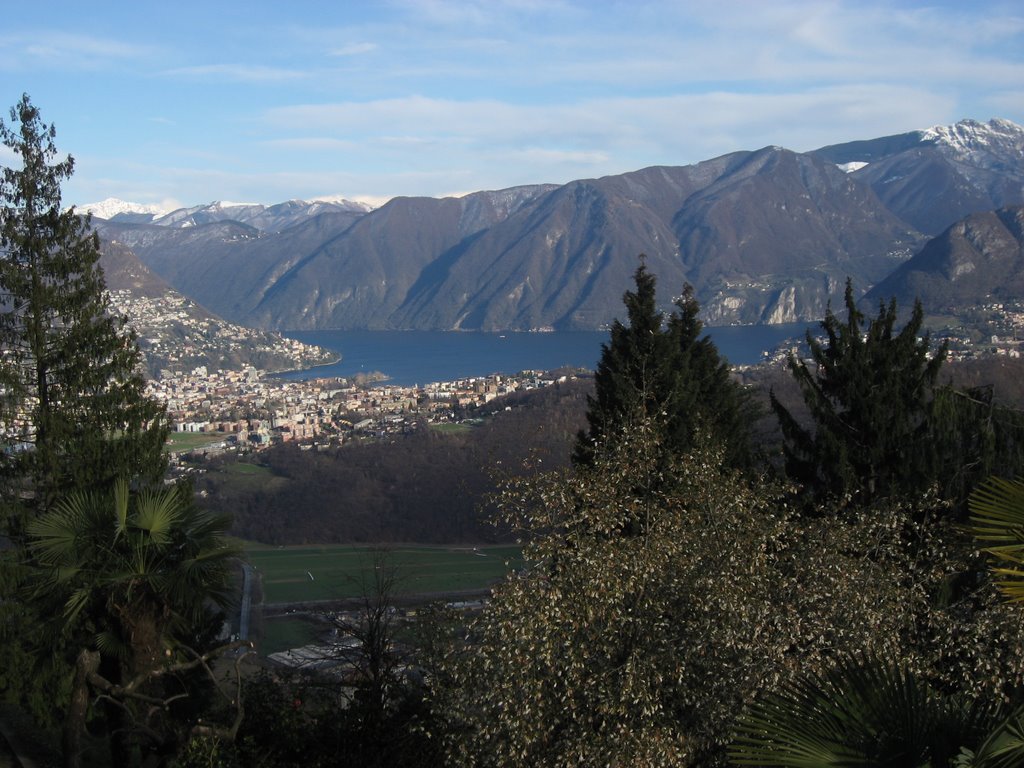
[865,206,1024,312]
[99,240,172,298]
[93,119,1024,331]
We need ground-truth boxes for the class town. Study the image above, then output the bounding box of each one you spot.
[154,363,573,461]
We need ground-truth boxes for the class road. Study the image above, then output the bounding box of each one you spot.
[239,562,254,641]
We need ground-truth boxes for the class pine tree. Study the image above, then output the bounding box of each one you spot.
[0,94,167,537]
[574,262,672,464]
[663,283,756,468]
[771,280,946,505]
[574,261,754,468]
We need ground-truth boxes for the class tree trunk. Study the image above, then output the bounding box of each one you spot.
[64,649,99,768]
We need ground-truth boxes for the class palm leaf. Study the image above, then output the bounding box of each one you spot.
[730,657,997,768]
[112,477,130,541]
[968,477,1024,602]
[970,708,1024,768]
[132,487,184,545]
[27,491,93,564]
[29,476,239,672]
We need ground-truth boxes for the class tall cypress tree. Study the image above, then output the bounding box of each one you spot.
[771,280,946,505]
[574,261,753,468]
[0,95,168,538]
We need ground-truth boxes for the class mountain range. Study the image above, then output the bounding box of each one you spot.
[91,118,1024,331]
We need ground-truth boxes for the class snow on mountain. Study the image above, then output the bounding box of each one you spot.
[304,196,378,212]
[838,161,869,173]
[78,198,168,219]
[919,118,1024,156]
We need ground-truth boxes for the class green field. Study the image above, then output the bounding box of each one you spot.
[166,431,226,452]
[247,544,522,605]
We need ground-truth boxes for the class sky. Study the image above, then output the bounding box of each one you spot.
[1,0,1022,211]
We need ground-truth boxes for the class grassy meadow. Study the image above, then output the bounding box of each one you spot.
[247,544,523,605]
[165,431,227,452]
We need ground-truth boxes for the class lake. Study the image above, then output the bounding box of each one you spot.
[277,324,815,387]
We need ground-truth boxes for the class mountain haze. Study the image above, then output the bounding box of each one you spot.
[91,118,1024,332]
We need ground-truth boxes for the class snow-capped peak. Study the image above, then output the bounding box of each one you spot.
[305,195,376,211]
[77,198,168,219]
[215,201,263,209]
[919,118,1024,154]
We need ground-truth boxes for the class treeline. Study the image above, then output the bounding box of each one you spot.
[201,379,591,544]
[210,355,1024,547]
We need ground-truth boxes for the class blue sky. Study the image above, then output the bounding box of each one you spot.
[2,0,1022,210]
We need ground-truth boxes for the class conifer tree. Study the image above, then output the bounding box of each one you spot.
[771,280,945,505]
[574,260,754,468]
[574,262,671,464]
[0,94,167,537]
[663,283,756,468]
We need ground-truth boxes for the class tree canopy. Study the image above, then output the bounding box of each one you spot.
[771,280,946,505]
[574,261,755,469]
[0,94,167,536]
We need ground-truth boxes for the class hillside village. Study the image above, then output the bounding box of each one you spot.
[112,283,580,469]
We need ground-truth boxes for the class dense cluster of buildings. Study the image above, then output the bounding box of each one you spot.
[152,364,571,461]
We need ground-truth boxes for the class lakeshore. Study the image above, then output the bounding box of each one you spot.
[275,326,816,386]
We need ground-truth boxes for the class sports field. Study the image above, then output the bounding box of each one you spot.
[247,544,522,605]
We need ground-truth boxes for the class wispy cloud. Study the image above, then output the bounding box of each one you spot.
[330,42,378,57]
[261,137,360,151]
[263,83,949,159]
[25,0,1023,206]
[0,31,152,70]
[162,64,310,84]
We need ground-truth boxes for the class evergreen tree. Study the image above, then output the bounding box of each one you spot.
[771,280,946,505]
[663,282,756,468]
[574,260,754,468]
[574,262,671,464]
[930,384,1024,506]
[0,94,167,536]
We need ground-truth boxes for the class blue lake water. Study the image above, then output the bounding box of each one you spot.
[277,324,815,387]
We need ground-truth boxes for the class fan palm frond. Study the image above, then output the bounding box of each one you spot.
[966,708,1024,768]
[132,486,185,545]
[28,477,240,668]
[968,477,1024,602]
[730,657,1002,768]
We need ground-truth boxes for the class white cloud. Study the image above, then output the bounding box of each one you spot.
[262,84,952,163]
[34,0,1024,206]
